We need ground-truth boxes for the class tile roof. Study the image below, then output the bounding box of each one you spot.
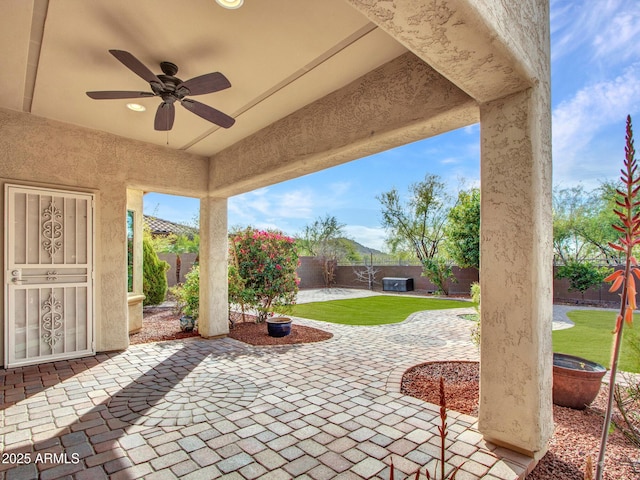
[144,215,198,238]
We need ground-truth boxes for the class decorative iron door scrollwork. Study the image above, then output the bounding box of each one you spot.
[42,200,63,257]
[42,292,63,353]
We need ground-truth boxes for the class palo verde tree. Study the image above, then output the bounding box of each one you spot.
[553,184,622,265]
[377,174,454,294]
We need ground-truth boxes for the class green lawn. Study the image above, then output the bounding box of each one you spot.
[290,295,472,326]
[553,310,640,373]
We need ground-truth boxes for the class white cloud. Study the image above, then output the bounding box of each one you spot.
[439,157,460,165]
[463,124,479,135]
[591,4,640,61]
[328,181,352,198]
[272,190,315,218]
[228,188,271,226]
[551,0,640,64]
[344,225,388,252]
[229,187,316,226]
[552,63,640,184]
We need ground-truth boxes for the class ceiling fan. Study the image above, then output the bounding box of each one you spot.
[86,50,235,131]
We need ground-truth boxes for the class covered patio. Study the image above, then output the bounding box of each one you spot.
[1,306,535,479]
[1,0,553,476]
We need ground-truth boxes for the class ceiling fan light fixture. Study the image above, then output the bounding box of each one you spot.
[215,0,243,9]
[126,103,146,112]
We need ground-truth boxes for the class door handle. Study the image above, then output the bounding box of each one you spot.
[10,269,25,284]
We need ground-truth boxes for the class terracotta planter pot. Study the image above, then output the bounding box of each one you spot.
[552,353,607,410]
[266,317,292,337]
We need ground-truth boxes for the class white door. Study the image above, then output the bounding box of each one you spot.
[5,185,94,368]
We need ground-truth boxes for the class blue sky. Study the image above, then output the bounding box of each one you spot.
[145,0,640,251]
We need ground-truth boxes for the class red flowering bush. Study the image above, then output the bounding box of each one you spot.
[229,227,300,322]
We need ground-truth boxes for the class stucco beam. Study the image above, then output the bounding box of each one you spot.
[208,52,477,198]
[344,0,545,103]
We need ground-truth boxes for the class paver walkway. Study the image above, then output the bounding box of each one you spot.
[2,291,538,479]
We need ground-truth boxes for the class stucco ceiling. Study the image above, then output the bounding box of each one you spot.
[1,0,407,157]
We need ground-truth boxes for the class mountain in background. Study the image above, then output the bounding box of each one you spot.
[343,238,385,256]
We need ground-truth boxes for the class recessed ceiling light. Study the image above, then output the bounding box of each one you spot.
[126,103,146,112]
[215,0,243,9]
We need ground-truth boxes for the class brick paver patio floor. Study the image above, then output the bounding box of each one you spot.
[1,306,534,479]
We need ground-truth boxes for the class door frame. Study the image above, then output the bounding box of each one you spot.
[4,183,96,368]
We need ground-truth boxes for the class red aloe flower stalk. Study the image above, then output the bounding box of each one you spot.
[438,376,447,480]
[596,115,639,479]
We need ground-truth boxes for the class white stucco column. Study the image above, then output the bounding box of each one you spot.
[198,196,229,338]
[478,87,553,457]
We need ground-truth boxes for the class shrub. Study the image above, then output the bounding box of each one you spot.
[422,257,456,295]
[172,265,200,319]
[470,282,480,348]
[229,227,299,322]
[142,235,169,305]
[470,282,480,311]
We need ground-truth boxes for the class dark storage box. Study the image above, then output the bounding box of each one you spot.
[382,277,414,292]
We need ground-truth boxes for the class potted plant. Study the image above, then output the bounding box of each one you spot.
[552,353,606,409]
[172,265,199,332]
[266,316,292,337]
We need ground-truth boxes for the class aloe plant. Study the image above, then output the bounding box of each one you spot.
[389,377,462,480]
[596,115,638,479]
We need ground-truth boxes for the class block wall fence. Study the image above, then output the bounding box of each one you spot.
[297,257,622,305]
[158,254,621,306]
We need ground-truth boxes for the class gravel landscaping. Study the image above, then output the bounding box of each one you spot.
[402,361,640,480]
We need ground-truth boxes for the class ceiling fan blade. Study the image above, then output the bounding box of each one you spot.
[181,99,235,128]
[86,91,155,100]
[109,49,164,87]
[177,72,231,96]
[154,102,175,131]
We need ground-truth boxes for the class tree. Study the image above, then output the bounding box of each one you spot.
[229,227,299,322]
[555,261,612,302]
[377,174,454,294]
[553,184,621,265]
[298,215,358,287]
[353,253,380,290]
[444,188,480,269]
[157,233,200,284]
[142,233,169,305]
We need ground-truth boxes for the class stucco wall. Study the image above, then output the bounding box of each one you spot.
[209,52,478,197]
[0,108,208,356]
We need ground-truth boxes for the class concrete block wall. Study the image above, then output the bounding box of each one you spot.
[297,257,623,305]
[297,256,479,296]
